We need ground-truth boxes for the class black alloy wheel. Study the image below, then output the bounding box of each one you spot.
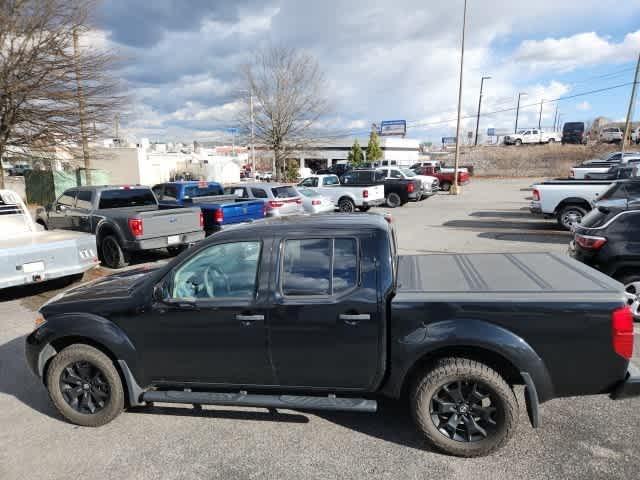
[59,361,110,414]
[430,380,498,443]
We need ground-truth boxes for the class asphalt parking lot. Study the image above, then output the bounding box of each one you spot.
[1,178,638,480]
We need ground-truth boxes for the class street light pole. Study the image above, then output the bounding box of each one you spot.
[451,0,467,196]
[538,99,543,130]
[474,75,491,146]
[250,92,255,172]
[552,104,558,131]
[514,92,527,133]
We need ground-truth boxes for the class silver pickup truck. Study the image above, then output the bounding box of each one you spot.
[35,185,205,269]
[0,189,98,289]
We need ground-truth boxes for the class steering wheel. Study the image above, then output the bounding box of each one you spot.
[203,265,231,297]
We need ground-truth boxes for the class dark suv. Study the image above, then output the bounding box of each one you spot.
[562,122,587,145]
[569,180,640,318]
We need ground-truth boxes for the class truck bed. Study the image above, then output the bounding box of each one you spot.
[395,252,622,300]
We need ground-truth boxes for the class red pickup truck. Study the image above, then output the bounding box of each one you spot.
[413,165,471,192]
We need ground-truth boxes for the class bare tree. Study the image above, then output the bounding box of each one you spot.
[0,0,122,189]
[239,46,329,181]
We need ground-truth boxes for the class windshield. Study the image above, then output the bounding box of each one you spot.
[401,168,416,177]
[98,189,157,209]
[184,184,223,198]
[297,188,319,197]
[271,186,298,198]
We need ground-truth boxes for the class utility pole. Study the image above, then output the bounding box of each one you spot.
[451,0,467,196]
[73,28,91,184]
[250,92,255,172]
[514,92,527,133]
[474,75,491,146]
[621,52,640,154]
[538,99,543,130]
[553,105,558,131]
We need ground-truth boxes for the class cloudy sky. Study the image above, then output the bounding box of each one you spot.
[93,0,640,143]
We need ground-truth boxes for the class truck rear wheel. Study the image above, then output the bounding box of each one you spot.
[557,204,587,230]
[338,197,356,213]
[411,357,518,457]
[46,344,124,427]
[100,235,129,269]
[386,192,402,208]
[440,181,451,192]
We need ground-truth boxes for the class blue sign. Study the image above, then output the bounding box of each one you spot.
[441,136,456,145]
[487,128,496,136]
[379,120,406,136]
[227,127,239,134]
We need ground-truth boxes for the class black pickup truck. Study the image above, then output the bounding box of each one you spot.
[26,214,638,457]
[340,168,421,207]
[35,186,205,268]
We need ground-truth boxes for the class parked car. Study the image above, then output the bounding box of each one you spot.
[0,189,98,289]
[584,165,638,180]
[26,214,638,457]
[152,181,265,236]
[632,126,640,144]
[224,183,304,217]
[569,198,640,319]
[561,122,587,145]
[600,127,623,143]
[412,165,470,192]
[35,186,205,269]
[255,172,273,181]
[297,174,385,212]
[588,178,640,216]
[571,153,640,179]
[529,179,614,229]
[296,187,335,214]
[375,167,438,199]
[340,168,420,208]
[503,129,561,145]
[9,163,32,176]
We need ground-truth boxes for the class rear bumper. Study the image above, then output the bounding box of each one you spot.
[124,230,205,251]
[529,201,542,214]
[610,364,640,400]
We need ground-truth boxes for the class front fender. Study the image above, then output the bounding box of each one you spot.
[26,312,139,381]
[382,318,555,402]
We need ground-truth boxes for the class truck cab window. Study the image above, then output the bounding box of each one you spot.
[164,185,179,201]
[75,190,93,209]
[171,242,261,300]
[251,188,268,198]
[282,238,358,296]
[57,190,76,208]
[300,178,318,187]
[323,176,339,186]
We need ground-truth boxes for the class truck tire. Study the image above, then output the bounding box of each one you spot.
[100,235,129,269]
[615,272,640,321]
[46,344,125,427]
[515,139,522,146]
[548,138,555,143]
[557,204,587,230]
[440,181,452,192]
[167,245,188,256]
[338,197,356,213]
[411,357,518,457]
[359,206,371,212]
[386,192,402,208]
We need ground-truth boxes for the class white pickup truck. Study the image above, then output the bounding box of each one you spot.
[529,180,614,229]
[298,174,385,212]
[570,152,640,179]
[504,129,561,145]
[0,189,98,289]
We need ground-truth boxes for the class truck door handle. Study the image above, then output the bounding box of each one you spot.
[339,313,370,325]
[236,314,264,322]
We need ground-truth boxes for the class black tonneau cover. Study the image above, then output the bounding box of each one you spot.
[396,252,621,296]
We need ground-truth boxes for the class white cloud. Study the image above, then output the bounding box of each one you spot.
[513,31,640,72]
[576,101,592,111]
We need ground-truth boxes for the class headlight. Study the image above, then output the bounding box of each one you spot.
[34,315,46,330]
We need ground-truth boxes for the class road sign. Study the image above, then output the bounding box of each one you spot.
[487,128,496,136]
[379,120,406,136]
[441,136,456,145]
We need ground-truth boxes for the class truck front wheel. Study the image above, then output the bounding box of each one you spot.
[46,344,125,427]
[411,357,518,457]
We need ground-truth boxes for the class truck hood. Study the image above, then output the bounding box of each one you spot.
[40,265,161,313]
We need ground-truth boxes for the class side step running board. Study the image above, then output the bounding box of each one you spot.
[141,390,377,413]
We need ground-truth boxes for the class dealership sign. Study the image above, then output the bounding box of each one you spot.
[441,136,456,145]
[379,120,407,136]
